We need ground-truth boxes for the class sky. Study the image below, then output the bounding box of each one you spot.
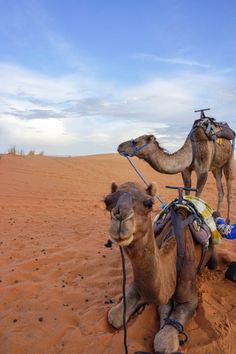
[0,0,236,155]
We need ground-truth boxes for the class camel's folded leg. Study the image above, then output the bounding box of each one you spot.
[157,300,173,329]
[107,282,145,329]
[154,296,198,354]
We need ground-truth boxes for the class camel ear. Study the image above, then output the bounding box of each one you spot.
[146,182,157,197]
[104,195,113,210]
[111,181,118,193]
[146,135,155,143]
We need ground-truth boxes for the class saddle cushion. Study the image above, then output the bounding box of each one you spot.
[153,195,221,245]
[153,210,211,247]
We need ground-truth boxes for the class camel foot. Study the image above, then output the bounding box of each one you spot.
[154,326,179,354]
[107,303,124,329]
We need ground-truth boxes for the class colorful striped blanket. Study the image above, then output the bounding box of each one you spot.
[184,195,221,244]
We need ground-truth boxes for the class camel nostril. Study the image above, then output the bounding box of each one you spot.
[111,209,122,221]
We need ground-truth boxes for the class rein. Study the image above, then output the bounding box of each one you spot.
[119,246,128,354]
[121,154,166,208]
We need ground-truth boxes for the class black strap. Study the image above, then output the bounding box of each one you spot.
[170,209,185,279]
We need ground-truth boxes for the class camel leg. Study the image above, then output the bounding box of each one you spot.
[154,252,198,354]
[212,169,224,212]
[158,300,173,329]
[223,155,234,223]
[107,282,145,329]
[181,168,192,195]
[196,171,208,197]
[154,296,198,354]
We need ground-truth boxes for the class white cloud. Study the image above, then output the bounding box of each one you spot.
[134,53,210,68]
[0,116,76,147]
[0,62,236,155]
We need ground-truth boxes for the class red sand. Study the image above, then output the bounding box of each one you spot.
[0,154,235,354]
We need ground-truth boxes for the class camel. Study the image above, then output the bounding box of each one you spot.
[117,127,234,222]
[104,181,217,354]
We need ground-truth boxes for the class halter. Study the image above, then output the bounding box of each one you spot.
[120,139,148,157]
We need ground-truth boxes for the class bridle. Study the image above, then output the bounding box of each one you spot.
[120,139,148,157]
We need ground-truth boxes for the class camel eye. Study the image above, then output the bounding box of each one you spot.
[143,199,153,209]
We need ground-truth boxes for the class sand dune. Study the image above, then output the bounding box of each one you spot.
[0,154,235,354]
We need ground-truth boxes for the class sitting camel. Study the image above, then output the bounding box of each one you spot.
[104,181,217,354]
[117,126,234,222]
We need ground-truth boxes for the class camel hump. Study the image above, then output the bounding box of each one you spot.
[192,117,235,142]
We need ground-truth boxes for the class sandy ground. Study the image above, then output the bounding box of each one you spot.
[0,153,235,354]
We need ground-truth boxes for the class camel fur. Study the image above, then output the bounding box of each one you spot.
[104,181,217,354]
[117,127,234,222]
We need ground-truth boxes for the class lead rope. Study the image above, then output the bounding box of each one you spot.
[119,246,128,354]
[124,156,165,207]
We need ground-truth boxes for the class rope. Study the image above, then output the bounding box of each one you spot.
[119,246,128,354]
[124,156,165,207]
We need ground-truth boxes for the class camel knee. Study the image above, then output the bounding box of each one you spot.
[218,189,224,202]
[107,283,144,329]
[107,303,124,329]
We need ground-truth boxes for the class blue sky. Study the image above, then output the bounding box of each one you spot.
[0,0,236,155]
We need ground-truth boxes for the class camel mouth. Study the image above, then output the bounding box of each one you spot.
[117,148,129,157]
[117,145,131,157]
[109,234,134,247]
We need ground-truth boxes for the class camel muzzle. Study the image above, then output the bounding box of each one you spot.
[109,193,134,246]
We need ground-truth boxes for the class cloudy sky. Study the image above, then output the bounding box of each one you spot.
[1,0,236,155]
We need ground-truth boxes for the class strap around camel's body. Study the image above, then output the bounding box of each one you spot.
[153,197,214,277]
[154,196,221,245]
[170,208,195,279]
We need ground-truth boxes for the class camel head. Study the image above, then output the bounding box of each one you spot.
[104,181,157,246]
[117,134,157,158]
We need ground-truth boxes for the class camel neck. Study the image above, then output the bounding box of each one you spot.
[143,138,193,174]
[125,220,176,304]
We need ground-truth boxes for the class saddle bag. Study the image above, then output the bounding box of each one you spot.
[215,122,235,141]
[154,211,210,247]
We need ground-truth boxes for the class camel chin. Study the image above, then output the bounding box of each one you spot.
[109,234,134,247]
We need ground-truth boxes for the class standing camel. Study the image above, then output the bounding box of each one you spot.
[118,127,234,222]
[104,181,217,353]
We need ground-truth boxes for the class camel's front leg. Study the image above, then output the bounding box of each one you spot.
[108,282,145,329]
[158,300,173,329]
[212,169,224,212]
[154,297,198,354]
[181,168,192,195]
[196,171,208,197]
[223,156,234,224]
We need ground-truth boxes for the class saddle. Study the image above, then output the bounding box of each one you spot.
[153,195,221,248]
[191,117,235,144]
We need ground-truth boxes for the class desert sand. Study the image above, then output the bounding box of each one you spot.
[0,153,235,354]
